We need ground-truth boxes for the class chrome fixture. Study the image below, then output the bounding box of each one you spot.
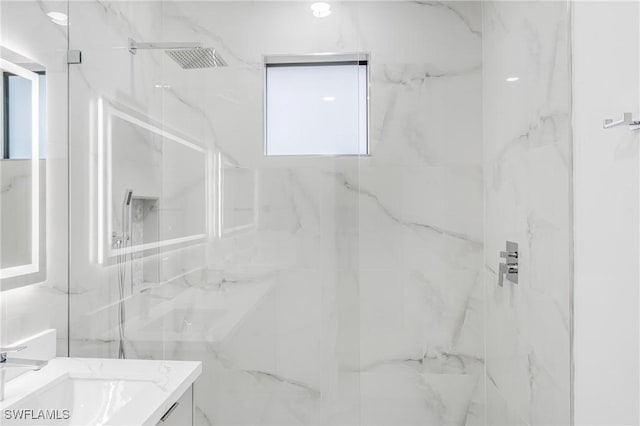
[67,50,82,65]
[112,189,133,248]
[498,241,519,286]
[0,345,48,401]
[113,189,133,359]
[128,38,227,69]
[124,188,133,206]
[603,112,640,130]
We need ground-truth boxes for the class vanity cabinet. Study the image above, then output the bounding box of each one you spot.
[157,385,193,425]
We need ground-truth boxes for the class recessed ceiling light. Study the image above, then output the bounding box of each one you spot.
[322,96,336,101]
[47,11,68,26]
[311,2,331,18]
[505,76,520,82]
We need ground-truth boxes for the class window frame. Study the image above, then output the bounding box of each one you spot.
[263,53,371,157]
[2,70,45,159]
[2,71,10,159]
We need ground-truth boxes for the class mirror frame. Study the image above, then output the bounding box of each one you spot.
[97,98,208,264]
[0,57,40,280]
[216,152,258,237]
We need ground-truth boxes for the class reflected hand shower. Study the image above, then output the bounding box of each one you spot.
[116,188,133,359]
[125,189,133,205]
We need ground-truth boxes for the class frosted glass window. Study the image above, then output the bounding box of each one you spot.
[265,60,368,156]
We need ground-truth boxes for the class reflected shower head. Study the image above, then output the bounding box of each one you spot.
[128,38,227,69]
[165,48,227,69]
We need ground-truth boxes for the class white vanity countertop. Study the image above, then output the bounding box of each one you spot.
[0,357,201,425]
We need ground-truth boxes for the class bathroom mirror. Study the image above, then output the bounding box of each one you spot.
[217,154,257,236]
[0,47,46,290]
[98,99,207,264]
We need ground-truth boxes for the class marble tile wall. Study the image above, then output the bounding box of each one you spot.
[0,160,47,290]
[1,2,581,425]
[352,2,485,421]
[64,1,485,424]
[0,0,68,355]
[1,161,41,270]
[482,2,572,425]
[170,2,483,424]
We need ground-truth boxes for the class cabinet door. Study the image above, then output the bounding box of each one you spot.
[157,385,193,426]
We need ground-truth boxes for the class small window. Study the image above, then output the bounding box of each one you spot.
[264,54,368,156]
[2,71,46,159]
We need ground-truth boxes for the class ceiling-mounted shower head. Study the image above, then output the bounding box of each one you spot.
[128,38,227,69]
[165,48,227,69]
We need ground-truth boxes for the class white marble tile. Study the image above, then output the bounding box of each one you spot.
[4,1,581,425]
[369,67,483,168]
[359,364,479,426]
[483,1,572,424]
[486,377,527,426]
[62,2,485,425]
[1,161,40,270]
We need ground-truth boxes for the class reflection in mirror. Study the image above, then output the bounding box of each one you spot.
[217,153,257,237]
[0,47,46,289]
[98,99,207,269]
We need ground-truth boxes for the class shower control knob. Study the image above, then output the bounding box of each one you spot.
[498,241,519,286]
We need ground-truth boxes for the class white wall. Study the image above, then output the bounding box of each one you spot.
[573,2,640,425]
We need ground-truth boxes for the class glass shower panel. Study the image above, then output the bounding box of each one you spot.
[482,2,573,425]
[68,1,170,358]
[352,2,485,425]
[174,2,365,422]
[68,1,364,424]
[0,0,69,355]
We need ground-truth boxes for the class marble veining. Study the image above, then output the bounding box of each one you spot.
[413,1,482,38]
[2,1,572,424]
[59,1,486,425]
[483,2,572,425]
[340,175,483,247]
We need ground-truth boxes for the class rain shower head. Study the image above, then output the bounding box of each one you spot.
[165,48,227,69]
[128,38,227,69]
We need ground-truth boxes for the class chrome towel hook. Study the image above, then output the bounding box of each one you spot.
[603,112,640,130]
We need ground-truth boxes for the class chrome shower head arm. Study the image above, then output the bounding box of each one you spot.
[128,38,202,55]
[128,38,227,68]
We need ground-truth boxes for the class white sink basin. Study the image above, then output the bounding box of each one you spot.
[1,358,202,425]
[6,376,149,425]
